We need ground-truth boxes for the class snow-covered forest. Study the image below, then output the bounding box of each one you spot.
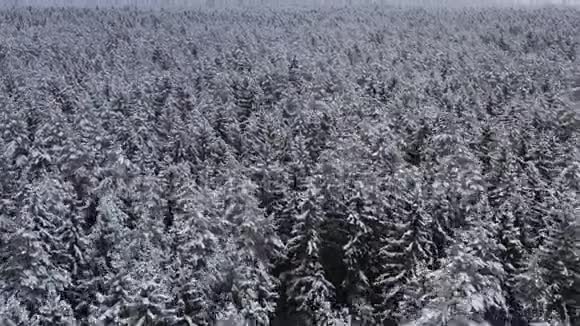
[0,4,579,326]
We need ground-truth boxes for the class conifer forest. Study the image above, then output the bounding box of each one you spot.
[0,3,579,326]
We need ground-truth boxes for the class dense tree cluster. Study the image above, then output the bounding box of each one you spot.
[0,5,578,326]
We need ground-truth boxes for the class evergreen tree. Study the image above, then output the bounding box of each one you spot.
[487,144,529,324]
[284,178,335,325]
[515,191,579,324]
[222,172,283,324]
[111,227,174,326]
[341,181,379,324]
[0,176,75,325]
[83,192,133,324]
[375,167,434,324]
[0,295,32,326]
[168,175,224,325]
[413,219,506,325]
[494,201,527,324]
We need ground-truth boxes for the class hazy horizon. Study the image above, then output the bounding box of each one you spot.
[2,0,580,9]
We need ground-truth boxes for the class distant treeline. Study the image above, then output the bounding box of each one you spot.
[1,0,580,9]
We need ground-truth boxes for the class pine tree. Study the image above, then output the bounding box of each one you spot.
[0,176,75,325]
[34,288,75,326]
[104,172,173,324]
[222,172,283,325]
[341,181,379,323]
[515,190,579,324]
[0,295,32,326]
[240,109,289,218]
[111,228,174,326]
[85,178,175,325]
[513,254,551,322]
[284,179,335,325]
[487,144,529,324]
[424,136,464,265]
[376,167,434,324]
[83,193,132,325]
[494,200,526,324]
[413,219,506,325]
[168,177,223,325]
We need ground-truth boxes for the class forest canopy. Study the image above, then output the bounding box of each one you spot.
[0,5,579,326]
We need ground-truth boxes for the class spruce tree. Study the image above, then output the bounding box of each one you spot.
[515,191,579,324]
[222,172,283,324]
[0,176,75,325]
[341,181,379,324]
[414,219,506,325]
[168,177,223,325]
[284,178,335,325]
[376,167,434,324]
